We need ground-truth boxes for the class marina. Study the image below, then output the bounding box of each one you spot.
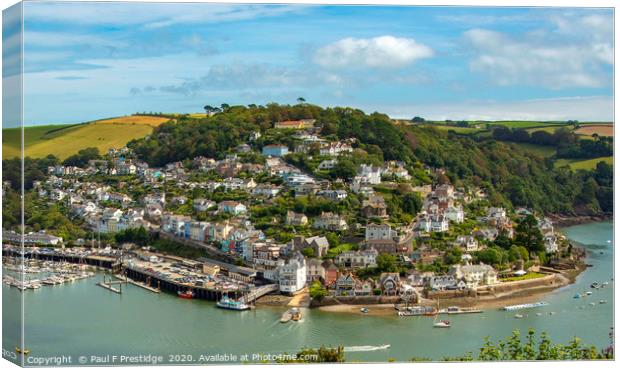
[1,221,614,363]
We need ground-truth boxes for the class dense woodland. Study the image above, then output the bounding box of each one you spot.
[125,104,612,216]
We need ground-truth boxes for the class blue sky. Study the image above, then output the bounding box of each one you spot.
[3,2,614,126]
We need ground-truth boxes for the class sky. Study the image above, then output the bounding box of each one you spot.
[2,2,615,126]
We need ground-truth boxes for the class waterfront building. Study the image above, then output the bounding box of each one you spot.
[306,258,325,283]
[277,252,307,294]
[378,272,401,295]
[450,263,498,289]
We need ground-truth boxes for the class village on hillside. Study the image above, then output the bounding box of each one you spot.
[2,116,581,310]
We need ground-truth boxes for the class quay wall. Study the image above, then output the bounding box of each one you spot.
[311,295,401,307]
[123,267,242,301]
[425,274,568,300]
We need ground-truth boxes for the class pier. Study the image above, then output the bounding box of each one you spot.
[239,284,279,303]
[114,274,161,293]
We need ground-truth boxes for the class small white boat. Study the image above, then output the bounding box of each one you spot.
[536,312,542,316]
[589,302,596,306]
[360,307,369,314]
[433,320,451,328]
[514,314,525,319]
[599,300,607,304]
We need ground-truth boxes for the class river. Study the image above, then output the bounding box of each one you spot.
[2,221,613,364]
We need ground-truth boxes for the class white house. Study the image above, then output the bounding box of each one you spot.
[218,201,247,215]
[544,233,559,253]
[193,198,216,212]
[455,235,480,252]
[445,206,465,223]
[365,223,397,241]
[278,252,307,294]
[335,248,378,268]
[357,164,382,185]
[318,159,337,170]
[316,189,347,201]
[313,212,348,231]
[451,263,498,289]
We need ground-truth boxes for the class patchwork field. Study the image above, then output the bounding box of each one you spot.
[2,115,170,160]
[574,124,613,137]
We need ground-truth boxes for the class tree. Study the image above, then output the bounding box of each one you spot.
[297,97,306,104]
[309,280,328,301]
[301,247,315,258]
[515,215,544,253]
[411,116,426,123]
[63,147,101,168]
[325,233,340,248]
[376,253,397,272]
[401,192,423,216]
[476,247,503,266]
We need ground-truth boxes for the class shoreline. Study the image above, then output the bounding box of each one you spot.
[549,213,613,228]
[316,269,583,317]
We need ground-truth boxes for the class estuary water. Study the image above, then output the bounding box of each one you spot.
[2,221,614,364]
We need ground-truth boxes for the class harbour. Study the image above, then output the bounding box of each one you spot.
[1,221,614,363]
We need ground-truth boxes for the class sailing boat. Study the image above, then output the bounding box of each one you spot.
[433,300,451,328]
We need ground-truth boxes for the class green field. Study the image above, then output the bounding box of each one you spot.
[512,143,556,158]
[2,124,77,158]
[554,156,613,170]
[2,115,170,160]
[419,124,480,134]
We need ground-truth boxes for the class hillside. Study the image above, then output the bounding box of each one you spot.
[125,104,612,216]
[2,115,171,159]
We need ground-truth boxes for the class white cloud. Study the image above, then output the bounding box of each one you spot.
[464,26,612,89]
[313,36,433,69]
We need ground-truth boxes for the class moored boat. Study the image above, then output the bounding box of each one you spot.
[397,306,437,316]
[433,320,451,328]
[438,306,483,315]
[360,307,369,314]
[177,290,194,299]
[216,295,250,311]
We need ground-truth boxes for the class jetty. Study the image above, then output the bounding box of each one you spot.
[114,274,160,293]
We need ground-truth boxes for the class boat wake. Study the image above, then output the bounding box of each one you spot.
[344,345,390,352]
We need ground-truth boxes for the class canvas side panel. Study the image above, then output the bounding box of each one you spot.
[2,1,25,367]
